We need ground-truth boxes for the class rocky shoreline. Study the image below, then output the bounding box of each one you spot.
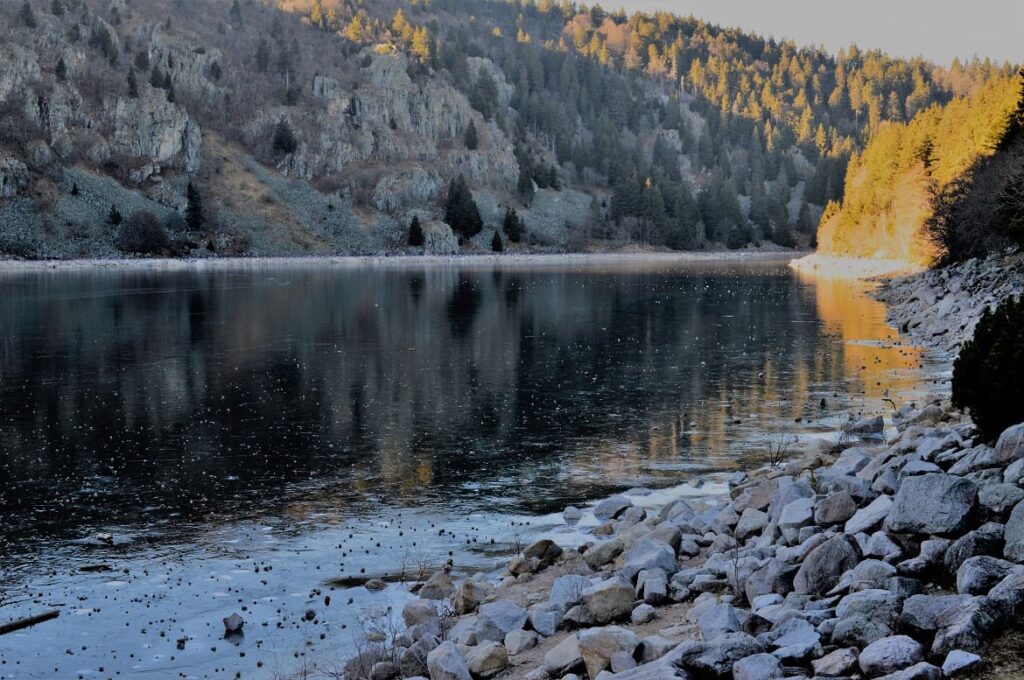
[875,251,1024,354]
[352,404,1024,680]
[327,252,1024,680]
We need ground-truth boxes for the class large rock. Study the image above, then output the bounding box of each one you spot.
[744,558,797,605]
[732,653,784,680]
[524,538,564,569]
[697,604,742,641]
[452,579,496,615]
[427,641,472,680]
[884,474,977,535]
[898,594,971,637]
[544,634,583,676]
[550,574,591,609]
[768,478,813,523]
[404,600,439,626]
[898,538,950,577]
[793,534,861,595]
[845,495,894,535]
[504,629,539,655]
[762,617,821,661]
[836,589,902,627]
[778,498,816,543]
[420,571,456,600]
[735,508,769,541]
[858,635,924,677]
[1004,500,1024,562]
[942,650,983,676]
[994,423,1024,464]
[816,492,858,526]
[594,495,633,520]
[474,600,527,642]
[978,483,1024,520]
[945,523,1005,575]
[577,625,640,679]
[831,615,893,648]
[988,567,1024,617]
[584,539,625,570]
[956,556,1015,595]
[581,577,636,624]
[875,662,942,679]
[463,641,509,678]
[528,603,563,637]
[931,596,1000,656]
[812,647,859,676]
[622,539,677,581]
[675,632,766,677]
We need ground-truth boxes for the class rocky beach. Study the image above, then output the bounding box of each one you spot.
[326,255,1024,680]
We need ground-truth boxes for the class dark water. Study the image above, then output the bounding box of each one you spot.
[0,257,941,678]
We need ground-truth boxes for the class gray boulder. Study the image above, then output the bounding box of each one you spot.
[793,534,861,595]
[504,629,539,655]
[464,641,509,678]
[874,662,942,679]
[528,603,563,637]
[859,635,924,677]
[944,523,1004,575]
[698,603,742,641]
[550,574,591,609]
[544,634,583,675]
[622,538,677,581]
[474,600,527,642]
[674,632,766,677]
[884,474,977,535]
[988,567,1024,617]
[812,647,858,677]
[594,495,633,520]
[832,615,893,648]
[956,555,1015,595]
[978,483,1024,519]
[941,650,983,676]
[898,538,950,577]
[584,539,625,569]
[732,653,784,680]
[816,491,858,526]
[931,596,1000,656]
[898,594,971,637]
[1004,500,1024,562]
[577,625,639,680]
[995,422,1024,464]
[779,498,816,543]
[427,641,472,680]
[845,495,893,535]
[735,508,769,541]
[581,577,636,624]
[836,589,901,627]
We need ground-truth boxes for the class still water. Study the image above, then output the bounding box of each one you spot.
[0,256,942,678]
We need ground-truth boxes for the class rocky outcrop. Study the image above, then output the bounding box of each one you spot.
[0,158,29,198]
[109,91,202,173]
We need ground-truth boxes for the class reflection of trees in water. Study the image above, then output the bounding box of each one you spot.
[0,263,896,543]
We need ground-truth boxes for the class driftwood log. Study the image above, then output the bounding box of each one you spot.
[0,609,60,636]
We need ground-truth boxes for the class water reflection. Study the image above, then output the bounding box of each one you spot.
[0,258,929,555]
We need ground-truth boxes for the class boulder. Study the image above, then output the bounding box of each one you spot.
[979,483,1024,520]
[898,538,950,577]
[988,567,1024,617]
[836,589,902,627]
[1004,500,1024,562]
[745,558,797,605]
[941,650,983,676]
[528,603,563,637]
[474,600,527,643]
[831,615,893,648]
[631,604,657,625]
[622,539,677,581]
[524,539,563,568]
[223,612,244,634]
[420,571,456,600]
[404,600,439,626]
[858,635,924,677]
[550,574,591,609]
[732,653,784,680]
[874,662,942,679]
[793,534,861,595]
[402,635,442,676]
[884,474,977,535]
[697,603,742,641]
[995,422,1024,464]
[844,416,885,438]
[452,579,496,615]
[779,498,816,543]
[956,555,1015,595]
[768,478,814,523]
[831,559,897,594]
[816,492,858,526]
[594,495,633,520]
[898,594,971,637]
[944,523,1004,575]
[544,634,583,676]
[734,479,779,514]
[812,647,859,677]
[735,508,769,541]
[504,629,539,655]
[464,641,509,678]
[637,636,678,665]
[577,625,640,680]
[675,633,765,678]
[427,641,472,680]
[845,495,894,535]
[931,596,1000,656]
[584,539,625,570]
[581,577,636,624]
[762,617,821,661]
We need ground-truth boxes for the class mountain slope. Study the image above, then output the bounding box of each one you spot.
[0,0,1014,259]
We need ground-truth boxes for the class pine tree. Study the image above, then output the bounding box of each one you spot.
[185,182,204,230]
[445,175,483,239]
[229,0,243,25]
[19,0,36,28]
[127,68,138,97]
[491,230,504,252]
[255,38,270,73]
[464,120,479,150]
[108,205,123,226]
[55,58,67,82]
[408,215,424,246]
[272,119,298,155]
[503,207,524,243]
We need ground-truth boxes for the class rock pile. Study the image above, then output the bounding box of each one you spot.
[877,252,1024,353]
[351,408,1024,680]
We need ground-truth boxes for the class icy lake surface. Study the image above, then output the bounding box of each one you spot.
[0,256,945,678]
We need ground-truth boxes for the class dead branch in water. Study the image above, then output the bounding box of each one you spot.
[0,609,60,636]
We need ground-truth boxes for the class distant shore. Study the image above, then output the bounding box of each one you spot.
[0,249,807,273]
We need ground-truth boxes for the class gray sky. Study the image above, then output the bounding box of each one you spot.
[610,0,1023,66]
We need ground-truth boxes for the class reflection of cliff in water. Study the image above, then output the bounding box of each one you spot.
[0,261,920,546]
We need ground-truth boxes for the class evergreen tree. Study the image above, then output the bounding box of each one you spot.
[127,68,138,97]
[491,230,504,252]
[108,205,123,226]
[272,119,298,155]
[445,175,483,239]
[55,58,67,82]
[50,0,63,16]
[408,215,424,246]
[464,120,479,150]
[503,207,524,243]
[19,0,36,28]
[185,182,204,230]
[229,0,243,25]
[255,38,270,73]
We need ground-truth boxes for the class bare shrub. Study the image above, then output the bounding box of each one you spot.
[118,209,169,254]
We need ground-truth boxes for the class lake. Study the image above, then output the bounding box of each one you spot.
[0,255,943,678]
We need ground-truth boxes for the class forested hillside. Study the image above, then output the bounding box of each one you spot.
[0,0,1015,258]
[815,70,1024,266]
